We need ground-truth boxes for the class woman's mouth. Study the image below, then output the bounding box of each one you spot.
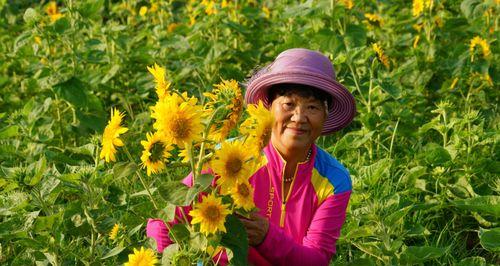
[285,127,307,135]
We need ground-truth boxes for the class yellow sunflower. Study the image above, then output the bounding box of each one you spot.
[124,247,158,266]
[178,146,191,164]
[46,1,64,22]
[204,79,244,142]
[240,101,274,153]
[211,140,257,193]
[109,223,120,240]
[230,181,255,211]
[150,93,204,147]
[364,13,383,26]
[372,43,390,68]
[189,193,231,235]
[412,0,433,17]
[470,36,491,61]
[147,63,170,100]
[100,108,128,163]
[339,0,353,9]
[140,132,173,176]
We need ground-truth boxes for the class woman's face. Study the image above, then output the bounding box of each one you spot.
[270,92,327,153]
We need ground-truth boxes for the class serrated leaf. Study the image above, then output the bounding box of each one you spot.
[400,246,447,264]
[195,173,214,190]
[0,126,19,139]
[112,162,138,180]
[345,24,367,48]
[23,8,38,24]
[161,244,179,266]
[158,181,189,206]
[101,65,120,84]
[169,224,190,245]
[101,246,126,260]
[53,77,88,108]
[220,215,248,266]
[453,196,500,217]
[28,157,47,186]
[127,223,143,237]
[456,256,487,266]
[479,227,500,252]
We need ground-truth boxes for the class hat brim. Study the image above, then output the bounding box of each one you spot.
[245,71,356,135]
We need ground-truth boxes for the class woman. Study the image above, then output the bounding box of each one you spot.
[148,48,356,265]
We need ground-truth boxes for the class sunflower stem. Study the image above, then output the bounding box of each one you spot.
[195,106,225,179]
[123,145,159,211]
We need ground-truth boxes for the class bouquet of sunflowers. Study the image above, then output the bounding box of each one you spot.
[100,63,273,265]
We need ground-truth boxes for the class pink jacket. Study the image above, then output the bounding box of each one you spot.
[147,142,352,266]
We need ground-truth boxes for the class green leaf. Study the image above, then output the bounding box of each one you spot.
[159,203,177,222]
[112,162,138,180]
[344,24,367,48]
[101,65,121,84]
[76,110,106,132]
[221,215,248,266]
[14,31,32,53]
[40,177,60,199]
[127,223,144,237]
[54,17,70,34]
[400,246,447,264]
[101,246,126,260]
[358,158,392,186]
[53,77,88,108]
[195,173,214,190]
[161,243,179,266]
[158,181,189,206]
[34,213,60,232]
[384,206,411,226]
[23,8,38,24]
[352,241,384,261]
[453,196,500,217]
[479,227,500,252]
[456,256,487,266]
[57,173,81,184]
[78,0,104,18]
[422,143,451,166]
[460,0,484,19]
[379,80,401,99]
[402,166,426,186]
[28,156,47,186]
[345,225,375,239]
[344,257,377,266]
[169,224,190,245]
[0,126,19,139]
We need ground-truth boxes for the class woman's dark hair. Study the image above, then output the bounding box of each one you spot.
[267,83,333,109]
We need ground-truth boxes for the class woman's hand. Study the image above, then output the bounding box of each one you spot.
[239,212,269,246]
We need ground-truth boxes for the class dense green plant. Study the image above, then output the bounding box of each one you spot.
[0,0,498,265]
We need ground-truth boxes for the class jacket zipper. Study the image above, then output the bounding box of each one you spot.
[279,162,301,227]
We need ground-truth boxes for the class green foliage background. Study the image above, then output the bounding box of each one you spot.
[0,0,498,265]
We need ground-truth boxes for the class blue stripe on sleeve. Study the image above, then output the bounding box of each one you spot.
[313,147,352,194]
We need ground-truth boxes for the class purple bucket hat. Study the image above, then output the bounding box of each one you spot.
[245,48,356,135]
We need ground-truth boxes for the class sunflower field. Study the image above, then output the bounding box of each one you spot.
[0,0,499,265]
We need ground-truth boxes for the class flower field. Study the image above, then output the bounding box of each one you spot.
[0,0,498,265]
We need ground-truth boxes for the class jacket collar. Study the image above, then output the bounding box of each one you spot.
[263,141,317,187]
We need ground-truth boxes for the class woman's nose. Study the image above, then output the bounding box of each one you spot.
[290,106,307,123]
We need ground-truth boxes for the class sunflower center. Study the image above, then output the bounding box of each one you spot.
[172,117,189,139]
[225,157,242,175]
[260,127,272,149]
[237,183,250,197]
[203,205,221,220]
[149,141,164,162]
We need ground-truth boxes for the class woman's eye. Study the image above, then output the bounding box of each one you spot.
[308,105,319,110]
[283,102,294,109]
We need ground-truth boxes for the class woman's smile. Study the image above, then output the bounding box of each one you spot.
[284,126,308,135]
[270,93,327,157]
